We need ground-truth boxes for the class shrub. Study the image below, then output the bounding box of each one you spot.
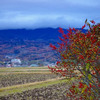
[48,20,100,99]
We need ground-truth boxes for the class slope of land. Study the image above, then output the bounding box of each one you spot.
[0,28,87,66]
[0,67,77,100]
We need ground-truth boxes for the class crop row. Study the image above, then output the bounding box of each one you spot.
[0,82,69,100]
[0,73,58,88]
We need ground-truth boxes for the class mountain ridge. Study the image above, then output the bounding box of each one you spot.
[0,28,87,40]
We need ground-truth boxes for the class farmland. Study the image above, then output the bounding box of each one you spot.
[0,67,76,100]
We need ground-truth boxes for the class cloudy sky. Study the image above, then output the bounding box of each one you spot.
[0,0,100,29]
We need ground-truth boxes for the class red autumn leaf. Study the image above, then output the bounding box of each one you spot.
[58,27,64,34]
[90,20,95,24]
[72,28,76,31]
[62,34,68,39]
[56,61,60,65]
[79,82,84,88]
[91,39,97,44]
[49,43,57,50]
[62,54,67,59]
[89,84,92,88]
[59,37,64,41]
[72,85,76,88]
[86,33,91,38]
[82,24,86,29]
[79,55,84,60]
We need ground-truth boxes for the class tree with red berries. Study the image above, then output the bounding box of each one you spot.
[48,20,100,99]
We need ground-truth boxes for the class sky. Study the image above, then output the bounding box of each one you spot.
[0,0,100,29]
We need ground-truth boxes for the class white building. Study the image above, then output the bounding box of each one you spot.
[11,59,21,67]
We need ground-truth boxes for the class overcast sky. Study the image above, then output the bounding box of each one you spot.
[0,0,100,29]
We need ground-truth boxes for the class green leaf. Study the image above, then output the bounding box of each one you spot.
[90,96,93,100]
[88,74,92,80]
[86,63,90,71]
[83,71,86,75]
[75,88,79,94]
[81,84,87,93]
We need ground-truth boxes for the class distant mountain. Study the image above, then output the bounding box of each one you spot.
[0,28,60,40]
[0,28,87,40]
[0,28,88,67]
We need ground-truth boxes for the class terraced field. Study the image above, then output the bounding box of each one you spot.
[0,67,76,100]
[0,73,59,88]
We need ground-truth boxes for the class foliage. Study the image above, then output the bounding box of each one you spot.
[0,39,57,65]
[48,20,100,99]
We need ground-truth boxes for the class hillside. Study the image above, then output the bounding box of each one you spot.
[0,28,87,67]
[0,28,61,40]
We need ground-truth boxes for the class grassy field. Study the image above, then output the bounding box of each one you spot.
[0,67,76,100]
[0,66,50,73]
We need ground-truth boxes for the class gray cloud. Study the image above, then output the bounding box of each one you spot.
[0,0,100,29]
